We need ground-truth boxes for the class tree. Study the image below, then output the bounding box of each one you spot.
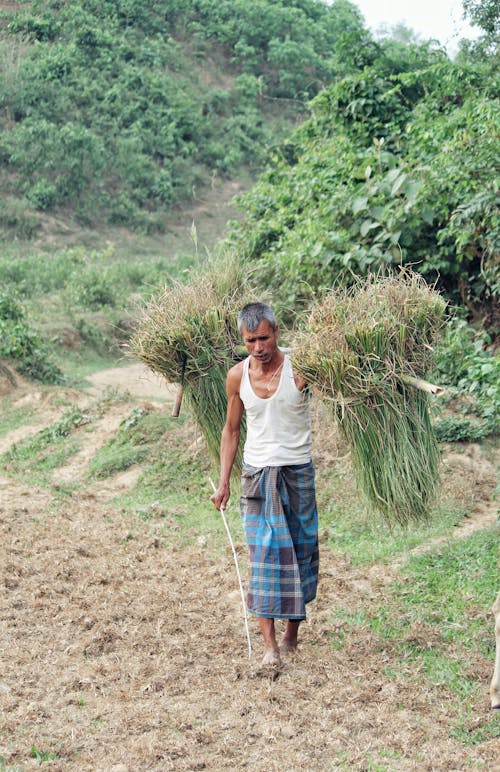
[462,0,499,35]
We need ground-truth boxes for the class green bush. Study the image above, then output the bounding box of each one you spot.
[0,288,24,321]
[73,318,118,355]
[434,414,496,442]
[432,317,499,424]
[26,179,59,210]
[66,269,116,310]
[228,60,499,322]
[0,288,64,384]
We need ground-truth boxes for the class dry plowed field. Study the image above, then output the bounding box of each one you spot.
[1,365,498,770]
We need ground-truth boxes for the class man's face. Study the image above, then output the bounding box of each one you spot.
[241,320,279,364]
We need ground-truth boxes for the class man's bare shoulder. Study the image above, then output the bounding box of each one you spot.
[227,359,245,391]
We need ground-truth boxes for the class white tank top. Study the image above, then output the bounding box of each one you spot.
[240,354,312,467]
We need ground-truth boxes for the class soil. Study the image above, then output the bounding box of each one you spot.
[0,365,498,771]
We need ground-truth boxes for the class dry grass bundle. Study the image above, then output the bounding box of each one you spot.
[292,270,447,526]
[130,254,251,465]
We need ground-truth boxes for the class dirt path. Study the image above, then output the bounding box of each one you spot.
[0,366,498,770]
[85,362,177,401]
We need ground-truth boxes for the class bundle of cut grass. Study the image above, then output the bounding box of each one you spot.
[130,255,251,467]
[292,270,447,526]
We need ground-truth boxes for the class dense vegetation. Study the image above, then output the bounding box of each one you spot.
[0,287,63,383]
[229,57,498,329]
[0,0,373,230]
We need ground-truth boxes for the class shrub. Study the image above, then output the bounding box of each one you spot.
[69,269,116,310]
[0,287,64,383]
[434,414,496,442]
[229,60,499,322]
[26,179,59,210]
[0,288,24,321]
[431,316,499,423]
[0,197,39,239]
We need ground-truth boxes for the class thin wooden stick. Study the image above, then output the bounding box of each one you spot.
[172,355,187,417]
[209,478,252,660]
[399,374,446,395]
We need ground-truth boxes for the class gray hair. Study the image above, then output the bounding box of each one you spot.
[237,302,277,333]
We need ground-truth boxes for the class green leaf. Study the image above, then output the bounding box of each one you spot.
[404,180,422,205]
[360,219,380,237]
[421,207,435,225]
[391,173,408,196]
[385,168,402,185]
[352,196,368,214]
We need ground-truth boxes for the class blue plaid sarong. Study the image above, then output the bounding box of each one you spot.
[240,462,319,620]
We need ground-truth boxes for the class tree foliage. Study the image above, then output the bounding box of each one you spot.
[462,0,499,35]
[229,58,499,327]
[458,0,499,59]
[0,0,371,228]
[1,1,497,330]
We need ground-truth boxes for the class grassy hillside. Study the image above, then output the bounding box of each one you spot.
[0,0,373,233]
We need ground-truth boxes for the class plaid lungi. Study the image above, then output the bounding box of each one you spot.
[240,462,319,620]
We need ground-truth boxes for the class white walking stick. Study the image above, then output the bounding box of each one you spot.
[209,478,252,660]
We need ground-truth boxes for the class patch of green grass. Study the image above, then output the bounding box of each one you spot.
[30,745,60,762]
[88,406,167,479]
[450,716,500,746]
[0,406,96,484]
[396,528,498,649]
[51,340,123,386]
[113,432,243,550]
[117,451,236,549]
[340,526,497,646]
[318,466,470,565]
[0,399,39,438]
[50,482,81,500]
[332,527,498,722]
[409,649,480,700]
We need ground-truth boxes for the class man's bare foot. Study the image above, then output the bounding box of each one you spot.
[261,647,281,667]
[279,620,300,656]
[279,638,298,656]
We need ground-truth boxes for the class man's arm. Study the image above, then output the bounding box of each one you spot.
[210,364,244,511]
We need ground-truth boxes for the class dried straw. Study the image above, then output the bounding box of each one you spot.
[130,254,252,466]
[292,270,447,526]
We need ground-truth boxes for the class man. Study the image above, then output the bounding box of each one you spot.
[210,302,319,667]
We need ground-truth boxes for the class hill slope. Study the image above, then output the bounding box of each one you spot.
[0,0,372,232]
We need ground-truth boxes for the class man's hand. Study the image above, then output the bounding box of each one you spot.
[210,482,230,511]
